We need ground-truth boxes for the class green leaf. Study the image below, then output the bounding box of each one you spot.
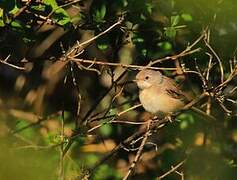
[157,41,172,51]
[43,0,71,26]
[181,13,193,22]
[0,9,4,27]
[8,3,19,15]
[11,20,24,32]
[100,4,106,20]
[171,15,180,26]
[99,124,112,136]
[43,0,58,9]
[97,43,108,51]
[178,113,195,130]
[122,0,128,7]
[14,120,36,140]
[97,37,109,50]
[141,49,147,56]
[85,154,99,167]
[132,35,144,43]
[145,3,153,14]
[30,5,47,12]
[140,13,146,20]
[164,27,176,39]
[93,4,107,23]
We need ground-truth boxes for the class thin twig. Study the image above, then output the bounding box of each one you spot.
[117,104,142,116]
[157,159,186,179]
[123,120,152,180]
[13,0,32,19]
[87,104,142,133]
[149,30,205,66]
[69,58,178,71]
[66,17,124,57]
[58,110,65,180]
[62,71,128,156]
[149,48,201,66]
[204,29,224,83]
[0,56,26,70]
[205,52,213,81]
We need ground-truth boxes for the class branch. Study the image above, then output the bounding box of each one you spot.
[157,159,186,179]
[66,17,124,57]
[203,28,224,83]
[69,58,178,71]
[123,120,152,180]
[149,30,205,66]
[0,56,26,71]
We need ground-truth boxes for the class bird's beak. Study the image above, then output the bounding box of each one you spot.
[132,79,137,83]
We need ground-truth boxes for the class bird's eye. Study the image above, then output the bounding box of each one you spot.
[145,76,149,80]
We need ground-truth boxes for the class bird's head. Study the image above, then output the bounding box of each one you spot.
[135,69,163,89]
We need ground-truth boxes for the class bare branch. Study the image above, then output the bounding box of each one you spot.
[69,58,178,71]
[157,159,186,179]
[123,120,152,180]
[0,56,26,71]
[204,29,224,83]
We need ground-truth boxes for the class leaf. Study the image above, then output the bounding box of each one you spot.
[14,120,36,140]
[181,13,193,22]
[132,34,144,43]
[145,3,153,14]
[171,15,180,26]
[141,49,147,56]
[140,13,146,20]
[97,43,108,51]
[99,124,112,136]
[0,9,4,27]
[43,0,71,26]
[11,20,24,32]
[178,113,195,130]
[93,4,107,23]
[164,27,176,39]
[97,37,109,50]
[157,41,172,51]
[30,5,47,12]
[100,4,106,20]
[43,0,58,9]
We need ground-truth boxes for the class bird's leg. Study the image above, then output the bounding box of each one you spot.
[165,113,176,122]
[152,114,174,123]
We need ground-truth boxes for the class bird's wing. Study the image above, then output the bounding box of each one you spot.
[164,77,190,103]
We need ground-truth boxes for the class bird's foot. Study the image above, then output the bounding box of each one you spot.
[165,113,175,122]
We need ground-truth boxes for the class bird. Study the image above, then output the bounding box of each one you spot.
[135,69,190,117]
[135,69,216,121]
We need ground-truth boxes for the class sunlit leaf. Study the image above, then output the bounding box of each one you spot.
[140,13,146,20]
[157,41,172,51]
[145,3,153,14]
[181,13,193,22]
[164,27,176,39]
[100,124,112,136]
[97,43,108,51]
[43,0,71,26]
[178,113,195,130]
[93,4,107,23]
[171,15,180,26]
[0,9,4,27]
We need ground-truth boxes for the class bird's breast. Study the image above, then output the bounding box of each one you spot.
[139,88,185,115]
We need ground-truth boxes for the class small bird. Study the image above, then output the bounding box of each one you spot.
[135,69,189,117]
